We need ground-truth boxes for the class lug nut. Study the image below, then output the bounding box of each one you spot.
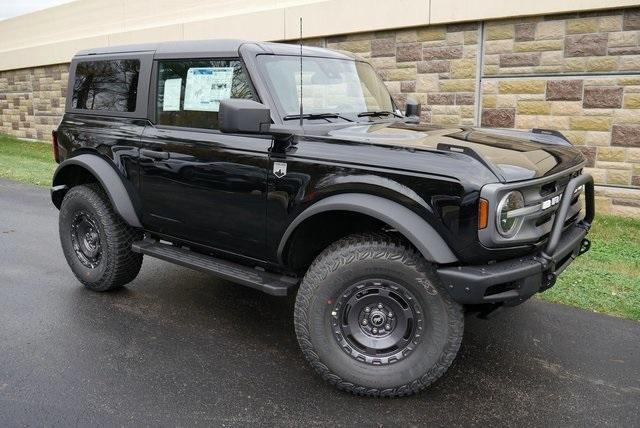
[377,303,383,309]
[372,328,378,334]
[362,319,367,325]
[364,307,371,313]
[385,324,391,330]
[388,311,393,318]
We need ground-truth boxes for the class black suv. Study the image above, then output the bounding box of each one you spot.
[51,40,594,397]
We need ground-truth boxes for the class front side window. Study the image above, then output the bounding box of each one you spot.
[257,55,395,120]
[156,59,255,130]
[72,59,140,112]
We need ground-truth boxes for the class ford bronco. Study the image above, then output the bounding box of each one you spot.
[51,40,594,397]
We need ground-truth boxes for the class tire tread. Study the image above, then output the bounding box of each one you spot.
[294,232,464,397]
[60,183,142,291]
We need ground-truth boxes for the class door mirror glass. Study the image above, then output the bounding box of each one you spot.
[219,99,271,134]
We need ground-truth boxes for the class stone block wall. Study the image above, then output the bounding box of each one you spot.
[1,7,639,215]
[483,11,640,76]
[0,64,68,140]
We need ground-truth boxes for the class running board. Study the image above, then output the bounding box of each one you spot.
[131,239,298,296]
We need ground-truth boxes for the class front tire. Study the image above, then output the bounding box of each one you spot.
[59,183,143,291]
[294,233,464,397]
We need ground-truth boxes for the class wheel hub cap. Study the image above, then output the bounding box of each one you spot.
[330,279,424,365]
[369,310,386,327]
[70,210,102,269]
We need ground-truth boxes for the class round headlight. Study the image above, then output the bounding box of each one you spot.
[497,191,525,237]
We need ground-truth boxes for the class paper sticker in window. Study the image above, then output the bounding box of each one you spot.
[184,67,234,112]
[162,78,182,111]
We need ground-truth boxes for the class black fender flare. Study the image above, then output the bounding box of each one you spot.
[277,193,458,265]
[51,154,142,228]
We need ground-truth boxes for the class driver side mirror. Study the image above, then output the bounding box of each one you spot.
[219,99,271,134]
[404,98,421,118]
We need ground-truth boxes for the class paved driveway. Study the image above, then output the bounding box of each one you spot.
[0,179,639,426]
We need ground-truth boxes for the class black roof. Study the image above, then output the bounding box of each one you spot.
[74,39,358,60]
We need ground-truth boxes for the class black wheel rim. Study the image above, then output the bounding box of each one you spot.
[330,279,424,365]
[70,210,102,269]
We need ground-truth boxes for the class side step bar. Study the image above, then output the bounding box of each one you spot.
[132,239,298,296]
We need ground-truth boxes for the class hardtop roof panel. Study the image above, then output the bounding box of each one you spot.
[73,39,359,61]
[75,39,247,58]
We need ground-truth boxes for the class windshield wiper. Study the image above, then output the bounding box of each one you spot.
[357,110,403,118]
[283,113,353,122]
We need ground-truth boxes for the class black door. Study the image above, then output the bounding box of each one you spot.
[139,127,271,260]
[139,57,268,260]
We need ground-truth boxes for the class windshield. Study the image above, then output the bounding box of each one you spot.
[257,55,396,121]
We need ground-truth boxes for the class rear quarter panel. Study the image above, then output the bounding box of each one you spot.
[56,113,148,209]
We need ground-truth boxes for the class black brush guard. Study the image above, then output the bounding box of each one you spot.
[438,173,595,306]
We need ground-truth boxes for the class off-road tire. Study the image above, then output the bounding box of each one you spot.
[59,183,143,291]
[294,233,464,397]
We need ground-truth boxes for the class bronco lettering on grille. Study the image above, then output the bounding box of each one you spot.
[542,194,562,210]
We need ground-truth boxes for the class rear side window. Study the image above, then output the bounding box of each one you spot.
[156,59,255,130]
[71,59,140,112]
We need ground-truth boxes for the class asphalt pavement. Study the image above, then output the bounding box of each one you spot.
[0,178,639,427]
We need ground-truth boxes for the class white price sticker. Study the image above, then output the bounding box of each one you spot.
[184,67,235,112]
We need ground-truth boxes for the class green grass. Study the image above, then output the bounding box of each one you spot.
[0,133,56,186]
[0,133,638,320]
[539,215,640,321]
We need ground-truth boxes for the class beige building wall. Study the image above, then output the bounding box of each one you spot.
[0,1,639,216]
[1,0,640,70]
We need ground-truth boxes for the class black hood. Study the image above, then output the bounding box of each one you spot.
[318,122,585,183]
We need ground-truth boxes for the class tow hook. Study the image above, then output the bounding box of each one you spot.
[579,238,591,256]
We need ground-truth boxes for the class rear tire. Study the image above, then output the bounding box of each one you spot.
[294,233,463,397]
[59,183,143,291]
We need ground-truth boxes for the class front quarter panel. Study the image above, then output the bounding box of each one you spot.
[266,138,481,264]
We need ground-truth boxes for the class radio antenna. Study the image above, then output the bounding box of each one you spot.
[299,17,304,128]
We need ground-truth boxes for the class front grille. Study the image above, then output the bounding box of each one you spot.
[535,212,553,227]
[540,181,557,197]
[478,165,585,248]
[522,172,584,240]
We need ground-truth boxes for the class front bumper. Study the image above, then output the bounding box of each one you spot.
[438,173,595,306]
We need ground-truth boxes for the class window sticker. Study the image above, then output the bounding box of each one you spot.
[184,67,235,112]
[162,78,182,111]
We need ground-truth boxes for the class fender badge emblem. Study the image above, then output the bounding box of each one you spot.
[273,162,287,178]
